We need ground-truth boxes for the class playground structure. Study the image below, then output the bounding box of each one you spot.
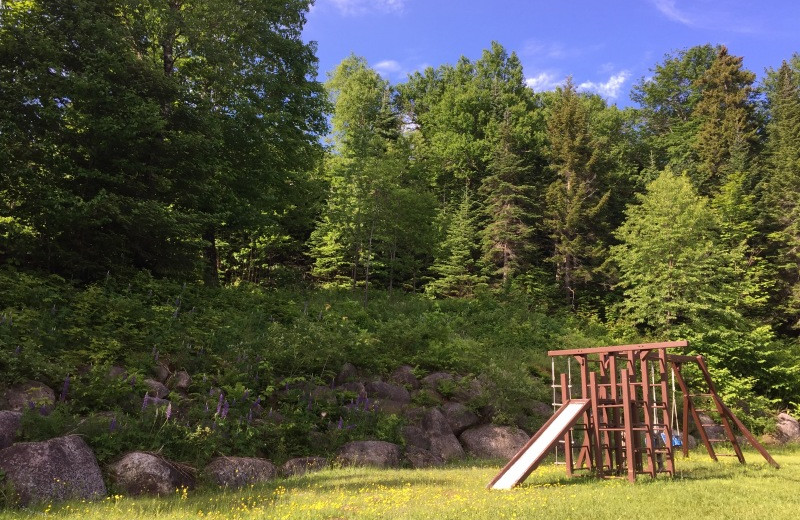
[488,341,779,489]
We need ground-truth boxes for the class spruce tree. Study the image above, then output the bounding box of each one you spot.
[764,61,800,326]
[479,114,533,284]
[426,189,487,298]
[692,46,758,194]
[544,78,610,307]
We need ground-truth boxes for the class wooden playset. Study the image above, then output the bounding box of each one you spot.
[489,341,779,489]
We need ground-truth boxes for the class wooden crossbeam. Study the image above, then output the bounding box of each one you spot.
[548,341,689,357]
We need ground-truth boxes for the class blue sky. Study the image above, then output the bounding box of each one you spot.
[303,0,800,106]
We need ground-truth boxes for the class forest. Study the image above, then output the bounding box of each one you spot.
[1,0,800,472]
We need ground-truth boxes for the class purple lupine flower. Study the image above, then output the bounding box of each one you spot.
[247,410,253,424]
[39,405,49,416]
[216,393,224,415]
[231,398,237,406]
[220,400,229,419]
[243,390,249,400]
[253,396,261,407]
[14,346,20,356]
[59,375,70,402]
[130,376,137,389]
[28,401,35,410]
[209,387,214,396]
[337,417,343,430]
[110,416,118,432]
[142,395,151,411]
[165,402,172,420]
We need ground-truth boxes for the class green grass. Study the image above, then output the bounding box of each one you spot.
[2,446,798,519]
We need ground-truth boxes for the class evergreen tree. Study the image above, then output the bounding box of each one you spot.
[544,78,610,307]
[692,46,758,194]
[479,114,534,284]
[764,60,800,326]
[426,189,487,298]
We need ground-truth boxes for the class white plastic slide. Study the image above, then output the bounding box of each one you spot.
[488,398,590,490]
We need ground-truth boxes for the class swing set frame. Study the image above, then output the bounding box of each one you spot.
[547,340,778,482]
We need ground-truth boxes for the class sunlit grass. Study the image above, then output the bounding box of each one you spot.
[2,446,798,519]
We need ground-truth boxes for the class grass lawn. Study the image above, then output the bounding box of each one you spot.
[2,446,798,519]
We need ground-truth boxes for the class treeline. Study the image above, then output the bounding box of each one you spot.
[313,45,800,328]
[2,3,800,405]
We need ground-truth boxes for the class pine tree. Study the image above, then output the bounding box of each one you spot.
[426,189,487,298]
[544,78,610,307]
[479,114,534,284]
[692,46,758,194]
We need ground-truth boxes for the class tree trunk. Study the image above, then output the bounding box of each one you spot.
[363,220,375,306]
[203,227,219,287]
[388,239,397,293]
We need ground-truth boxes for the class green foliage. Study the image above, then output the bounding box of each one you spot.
[544,79,610,307]
[630,44,718,173]
[692,46,758,194]
[611,170,727,329]
[0,0,326,283]
[763,59,800,328]
[426,189,488,298]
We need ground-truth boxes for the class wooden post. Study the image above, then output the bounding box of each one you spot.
[658,349,674,476]
[671,361,717,462]
[639,351,657,478]
[589,371,604,477]
[560,372,574,477]
[621,368,636,483]
[696,356,746,463]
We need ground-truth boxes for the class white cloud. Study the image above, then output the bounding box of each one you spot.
[525,72,563,92]
[327,0,405,16]
[650,0,694,26]
[578,71,631,99]
[374,60,403,76]
[649,0,762,34]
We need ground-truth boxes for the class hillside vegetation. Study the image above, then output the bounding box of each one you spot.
[1,0,799,488]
